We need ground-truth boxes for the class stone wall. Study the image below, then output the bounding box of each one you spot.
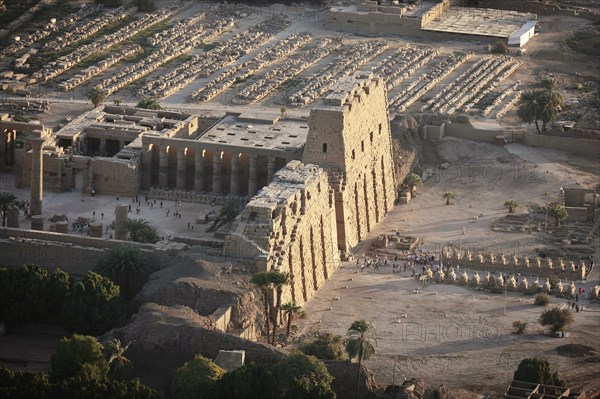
[304,72,396,254]
[88,157,141,196]
[223,161,340,306]
[0,227,184,276]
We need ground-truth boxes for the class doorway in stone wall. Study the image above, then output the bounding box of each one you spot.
[74,170,83,191]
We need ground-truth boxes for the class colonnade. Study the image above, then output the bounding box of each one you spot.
[142,142,293,196]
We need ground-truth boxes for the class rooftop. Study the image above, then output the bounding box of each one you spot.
[197,112,309,152]
[422,7,536,39]
[247,160,321,210]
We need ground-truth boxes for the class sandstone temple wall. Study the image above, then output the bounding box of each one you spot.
[223,161,340,306]
[304,72,396,253]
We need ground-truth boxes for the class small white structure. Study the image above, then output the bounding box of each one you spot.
[508,21,536,47]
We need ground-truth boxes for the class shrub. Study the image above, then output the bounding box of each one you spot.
[172,355,225,399]
[539,307,574,333]
[298,333,346,360]
[534,293,551,306]
[514,358,565,386]
[512,320,528,335]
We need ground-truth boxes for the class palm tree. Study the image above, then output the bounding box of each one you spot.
[104,338,132,381]
[517,90,542,134]
[251,272,274,343]
[94,245,152,300]
[137,96,162,110]
[123,218,159,243]
[270,271,290,344]
[540,78,563,110]
[504,199,519,213]
[0,192,17,227]
[87,87,106,108]
[443,192,456,205]
[537,92,560,132]
[281,302,302,336]
[345,320,376,399]
[549,205,568,226]
[403,172,422,192]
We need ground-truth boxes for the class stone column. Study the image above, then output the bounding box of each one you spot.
[31,215,44,231]
[99,138,106,156]
[6,206,19,228]
[194,149,204,192]
[267,156,276,183]
[141,143,152,190]
[212,151,222,194]
[158,146,168,188]
[248,154,258,196]
[176,147,186,190]
[230,153,239,195]
[29,137,44,216]
[89,222,103,238]
[114,204,128,240]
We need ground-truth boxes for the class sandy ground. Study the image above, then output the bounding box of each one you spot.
[295,138,600,395]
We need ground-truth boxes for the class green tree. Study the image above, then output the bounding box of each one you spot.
[87,87,106,108]
[94,245,152,300]
[299,333,346,360]
[0,191,17,227]
[345,320,376,399]
[113,98,122,106]
[281,302,302,337]
[539,307,574,334]
[0,265,50,326]
[137,96,162,110]
[123,218,159,243]
[534,293,551,306]
[251,272,274,342]
[513,358,565,386]
[0,367,51,399]
[220,198,243,223]
[270,271,290,344]
[403,172,422,192]
[443,192,456,205]
[60,272,125,335]
[548,204,568,226]
[172,355,225,399]
[212,362,276,399]
[274,353,336,399]
[50,334,109,383]
[491,40,509,54]
[103,339,133,381]
[517,90,543,134]
[504,199,519,213]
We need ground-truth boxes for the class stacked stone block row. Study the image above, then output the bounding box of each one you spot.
[389,51,472,112]
[1,4,104,58]
[31,1,189,83]
[287,41,390,106]
[482,82,520,117]
[494,90,522,119]
[98,11,235,96]
[189,32,312,102]
[370,45,439,91]
[232,37,344,105]
[463,61,522,113]
[423,55,522,114]
[141,16,289,98]
[41,5,134,53]
[58,45,142,91]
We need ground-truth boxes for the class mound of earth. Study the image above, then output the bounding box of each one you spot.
[557,343,598,357]
[132,254,259,333]
[104,303,286,393]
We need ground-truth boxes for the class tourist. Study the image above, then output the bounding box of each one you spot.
[101,212,104,219]
[128,204,131,212]
[160,201,163,208]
